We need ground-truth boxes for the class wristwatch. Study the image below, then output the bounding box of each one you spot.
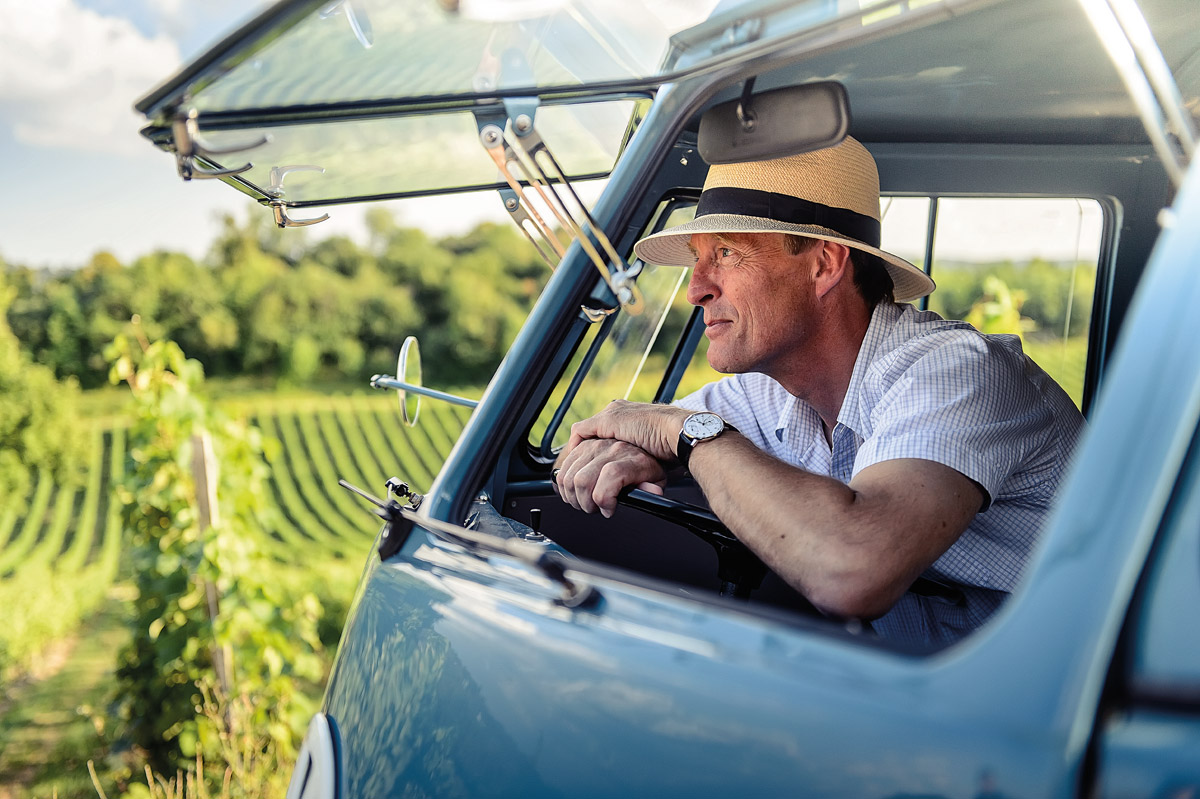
[676,411,736,469]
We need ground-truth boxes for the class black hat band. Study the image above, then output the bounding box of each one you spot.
[695,187,881,248]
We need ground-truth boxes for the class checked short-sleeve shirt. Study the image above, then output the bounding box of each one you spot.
[677,301,1084,645]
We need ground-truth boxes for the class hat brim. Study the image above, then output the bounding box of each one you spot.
[633,213,935,303]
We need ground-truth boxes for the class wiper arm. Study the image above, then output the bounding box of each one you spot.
[339,479,598,609]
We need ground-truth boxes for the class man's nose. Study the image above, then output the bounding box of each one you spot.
[686,263,717,306]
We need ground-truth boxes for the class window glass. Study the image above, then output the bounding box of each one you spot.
[928,198,1103,407]
[538,194,1103,452]
[531,201,695,454]
[880,196,932,273]
[191,99,639,205]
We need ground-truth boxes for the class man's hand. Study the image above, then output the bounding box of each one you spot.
[563,400,690,464]
[554,438,667,518]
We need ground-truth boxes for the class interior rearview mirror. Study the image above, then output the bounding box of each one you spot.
[698,81,851,164]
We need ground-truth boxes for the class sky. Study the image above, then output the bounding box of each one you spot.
[0,0,519,271]
[0,0,1103,272]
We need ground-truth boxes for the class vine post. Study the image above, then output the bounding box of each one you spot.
[191,431,232,704]
[106,330,326,795]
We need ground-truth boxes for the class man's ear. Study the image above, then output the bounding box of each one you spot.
[813,241,852,299]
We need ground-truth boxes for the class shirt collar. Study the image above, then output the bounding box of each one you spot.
[770,301,906,444]
[772,391,828,465]
[836,301,904,435]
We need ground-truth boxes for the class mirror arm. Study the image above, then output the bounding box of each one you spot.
[736,76,758,131]
[369,375,479,409]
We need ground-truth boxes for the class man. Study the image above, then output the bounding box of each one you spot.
[553,137,1084,645]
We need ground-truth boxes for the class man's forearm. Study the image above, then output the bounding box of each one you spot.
[684,434,873,615]
[685,434,978,618]
[557,401,982,618]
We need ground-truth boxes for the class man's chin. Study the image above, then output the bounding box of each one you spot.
[707,352,744,375]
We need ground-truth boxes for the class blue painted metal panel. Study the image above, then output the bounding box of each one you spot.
[316,5,1200,797]
[325,539,1066,798]
[1097,711,1200,798]
[1128,436,1200,690]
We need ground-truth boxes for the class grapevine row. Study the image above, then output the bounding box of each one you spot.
[0,399,469,676]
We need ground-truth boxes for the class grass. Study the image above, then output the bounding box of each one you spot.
[0,473,53,577]
[0,589,130,799]
[0,390,474,796]
[1023,334,1089,408]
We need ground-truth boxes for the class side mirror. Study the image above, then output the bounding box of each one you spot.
[397,336,422,425]
[370,336,479,427]
[698,81,851,164]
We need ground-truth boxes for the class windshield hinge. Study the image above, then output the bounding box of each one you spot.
[269,200,330,228]
[266,165,331,227]
[170,107,269,181]
[473,100,646,317]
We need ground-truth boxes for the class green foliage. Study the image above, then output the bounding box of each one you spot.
[0,369,468,795]
[0,423,123,682]
[964,275,1036,336]
[6,211,547,391]
[283,334,322,384]
[929,258,1096,338]
[0,389,462,796]
[107,334,324,781]
[1023,334,1089,407]
[929,260,1096,407]
[0,268,85,509]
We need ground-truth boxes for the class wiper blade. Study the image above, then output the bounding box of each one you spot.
[338,479,598,609]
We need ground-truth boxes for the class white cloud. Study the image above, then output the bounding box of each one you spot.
[149,0,272,59]
[0,0,181,155]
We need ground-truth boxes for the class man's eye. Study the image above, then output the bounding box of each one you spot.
[718,247,734,258]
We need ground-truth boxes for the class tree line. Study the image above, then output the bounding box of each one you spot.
[0,268,84,502]
[4,200,1098,397]
[3,207,548,391]
[929,258,1096,339]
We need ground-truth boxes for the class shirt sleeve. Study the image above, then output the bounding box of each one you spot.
[675,375,743,414]
[851,332,1056,508]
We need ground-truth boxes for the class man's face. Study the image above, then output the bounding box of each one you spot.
[685,232,819,376]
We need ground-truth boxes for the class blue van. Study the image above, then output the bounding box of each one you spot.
[138,0,1200,795]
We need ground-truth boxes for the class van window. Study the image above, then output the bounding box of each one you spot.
[926,198,1103,408]
[537,195,1103,454]
[530,201,696,455]
[674,196,1103,409]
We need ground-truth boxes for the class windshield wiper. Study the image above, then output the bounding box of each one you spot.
[339,479,598,609]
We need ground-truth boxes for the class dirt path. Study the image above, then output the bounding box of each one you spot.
[0,595,129,799]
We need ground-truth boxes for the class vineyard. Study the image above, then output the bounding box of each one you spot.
[0,393,471,682]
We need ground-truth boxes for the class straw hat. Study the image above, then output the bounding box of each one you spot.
[633,137,935,303]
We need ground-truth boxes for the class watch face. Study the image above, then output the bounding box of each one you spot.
[684,412,724,440]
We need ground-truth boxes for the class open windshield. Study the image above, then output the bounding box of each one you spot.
[181,0,724,113]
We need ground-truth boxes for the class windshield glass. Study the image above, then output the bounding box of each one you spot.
[187,0,729,113]
[192,98,638,204]
[138,0,943,203]
[532,202,697,455]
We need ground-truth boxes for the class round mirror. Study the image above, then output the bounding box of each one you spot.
[397,336,422,426]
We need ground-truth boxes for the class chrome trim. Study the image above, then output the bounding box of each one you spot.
[269,200,330,228]
[1079,0,1195,188]
[369,375,479,409]
[286,713,337,799]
